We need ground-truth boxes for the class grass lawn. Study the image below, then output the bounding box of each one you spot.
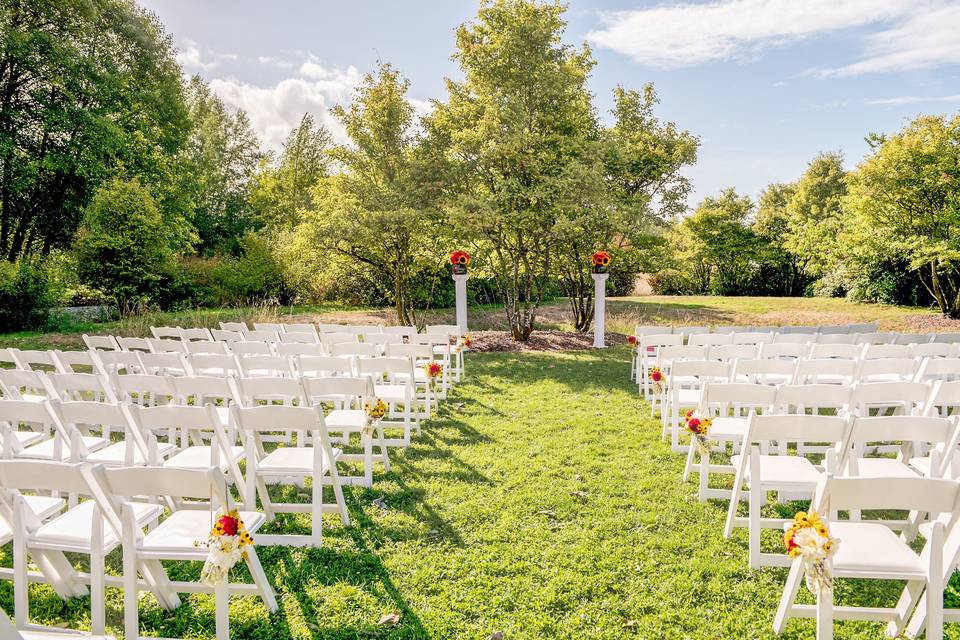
[5,346,957,639]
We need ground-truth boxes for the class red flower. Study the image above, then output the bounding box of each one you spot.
[687,417,701,432]
[217,515,239,536]
[591,251,611,267]
[627,335,638,345]
[650,370,663,382]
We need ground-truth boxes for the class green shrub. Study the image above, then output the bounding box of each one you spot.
[649,269,692,295]
[0,260,52,332]
[206,233,291,306]
[73,178,177,311]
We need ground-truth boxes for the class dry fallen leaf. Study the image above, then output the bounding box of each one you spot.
[570,490,587,499]
[378,612,401,627]
[372,496,388,510]
[624,619,640,628]
[491,632,505,640]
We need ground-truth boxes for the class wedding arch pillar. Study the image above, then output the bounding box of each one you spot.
[450,251,471,333]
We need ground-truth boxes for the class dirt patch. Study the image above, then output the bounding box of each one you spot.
[468,330,627,352]
[901,314,960,333]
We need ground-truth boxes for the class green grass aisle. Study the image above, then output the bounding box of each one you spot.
[4,347,958,638]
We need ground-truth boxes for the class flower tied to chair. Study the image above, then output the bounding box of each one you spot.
[683,410,713,454]
[627,335,638,349]
[363,398,387,436]
[648,366,665,395]
[197,509,253,587]
[424,362,443,385]
[783,510,839,596]
[458,334,472,350]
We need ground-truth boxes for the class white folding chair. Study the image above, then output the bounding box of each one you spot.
[856,357,918,383]
[809,343,862,360]
[724,413,849,568]
[231,341,273,356]
[180,327,213,342]
[219,321,247,332]
[253,322,286,333]
[774,475,960,640]
[95,350,143,376]
[82,335,120,352]
[912,343,960,359]
[296,355,354,378]
[792,359,857,386]
[732,331,774,345]
[147,338,188,355]
[0,370,54,403]
[137,352,192,377]
[231,404,349,546]
[11,350,59,373]
[758,343,810,360]
[211,329,244,343]
[150,326,182,340]
[46,372,117,404]
[187,353,243,378]
[52,401,143,467]
[850,381,929,417]
[862,343,912,359]
[238,354,295,378]
[113,373,176,407]
[915,358,960,384]
[932,333,960,344]
[0,399,54,452]
[731,358,795,385]
[276,342,325,357]
[638,334,683,402]
[279,331,320,344]
[774,333,818,344]
[301,376,390,487]
[661,360,729,452]
[355,357,416,447]
[856,332,896,345]
[385,343,439,417]
[53,350,100,374]
[184,340,229,355]
[0,460,166,634]
[91,465,278,640]
[924,380,960,419]
[117,337,151,352]
[683,382,777,502]
[1,400,107,463]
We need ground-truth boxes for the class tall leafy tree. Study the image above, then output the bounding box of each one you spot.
[844,115,960,317]
[299,63,442,326]
[555,84,698,332]
[782,152,847,279]
[670,189,758,295]
[753,181,807,295]
[0,0,189,260]
[250,113,332,230]
[178,76,264,255]
[429,0,599,340]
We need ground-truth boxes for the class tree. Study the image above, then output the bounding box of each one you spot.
[753,182,807,295]
[298,63,442,326]
[0,0,189,261]
[429,0,600,340]
[844,115,960,317]
[178,76,264,255]
[73,178,177,310]
[670,189,758,295]
[249,113,332,230]
[782,152,847,279]
[555,84,698,332]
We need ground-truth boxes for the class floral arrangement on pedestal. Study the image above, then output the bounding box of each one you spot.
[450,250,471,275]
[648,366,665,395]
[783,510,839,595]
[591,251,611,274]
[683,410,713,454]
[198,510,253,587]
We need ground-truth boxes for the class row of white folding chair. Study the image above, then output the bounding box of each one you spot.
[633,323,880,337]
[0,369,396,488]
[0,459,277,639]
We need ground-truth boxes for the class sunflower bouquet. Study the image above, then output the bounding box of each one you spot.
[363,397,387,436]
[783,510,839,596]
[683,410,713,454]
[197,509,253,587]
[449,250,470,274]
[591,251,611,273]
[648,366,665,395]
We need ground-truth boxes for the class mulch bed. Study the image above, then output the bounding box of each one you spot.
[901,314,960,333]
[467,330,627,352]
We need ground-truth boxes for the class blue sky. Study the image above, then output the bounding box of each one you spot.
[140,0,960,208]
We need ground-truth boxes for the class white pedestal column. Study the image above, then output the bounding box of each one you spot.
[453,273,469,334]
[592,272,608,349]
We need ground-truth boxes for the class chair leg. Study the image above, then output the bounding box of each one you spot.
[749,455,762,569]
[376,422,391,472]
[698,448,710,503]
[682,440,697,482]
[311,473,323,547]
[724,468,744,539]
[90,547,105,635]
[122,528,139,640]
[816,587,834,640]
[243,547,278,612]
[215,582,230,640]
[898,580,928,639]
[773,560,804,633]
[363,433,373,487]
[928,534,944,640]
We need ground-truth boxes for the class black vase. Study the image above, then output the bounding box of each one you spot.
[452,264,468,275]
[592,265,607,274]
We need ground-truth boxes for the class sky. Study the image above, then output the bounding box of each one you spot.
[139,0,960,209]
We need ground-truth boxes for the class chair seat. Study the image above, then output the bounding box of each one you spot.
[431,346,450,356]
[374,384,410,402]
[829,521,926,577]
[141,509,266,553]
[259,446,340,475]
[708,417,747,438]
[672,388,702,404]
[847,457,921,479]
[20,631,114,640]
[325,409,367,431]
[909,456,933,477]
[21,436,109,460]
[34,501,162,550]
[11,430,47,447]
[731,454,822,489]
[164,446,244,471]
[19,393,47,403]
[0,496,66,544]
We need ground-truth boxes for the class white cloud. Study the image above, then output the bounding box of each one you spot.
[586,0,931,68]
[816,5,960,76]
[257,55,295,70]
[176,39,237,72]
[865,94,960,106]
[207,61,429,155]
